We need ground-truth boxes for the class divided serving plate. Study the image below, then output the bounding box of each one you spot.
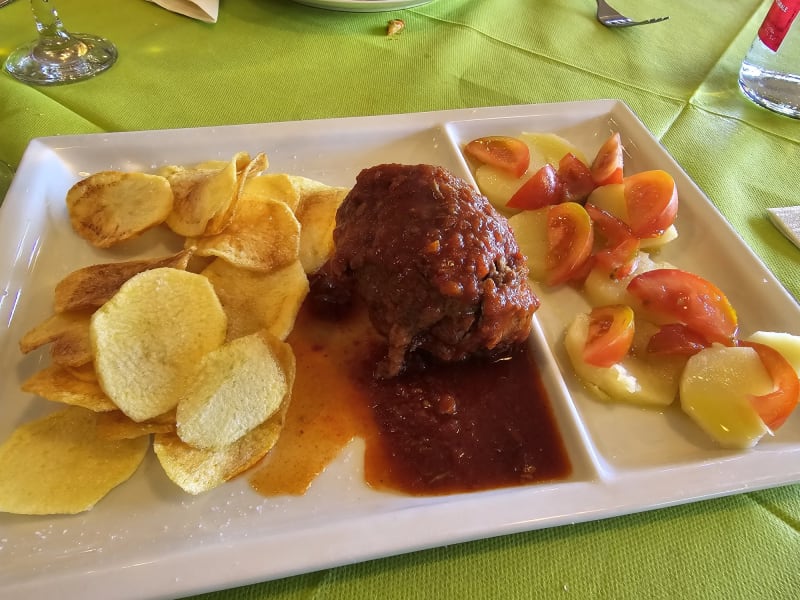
[1,100,799,600]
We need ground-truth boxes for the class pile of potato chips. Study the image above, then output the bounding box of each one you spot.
[0,152,350,514]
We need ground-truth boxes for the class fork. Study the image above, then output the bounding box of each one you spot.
[596,0,669,28]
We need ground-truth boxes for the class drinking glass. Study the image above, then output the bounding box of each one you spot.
[4,0,117,85]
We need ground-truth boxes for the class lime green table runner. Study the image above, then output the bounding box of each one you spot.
[1,1,799,598]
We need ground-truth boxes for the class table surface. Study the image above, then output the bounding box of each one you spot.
[1,1,799,599]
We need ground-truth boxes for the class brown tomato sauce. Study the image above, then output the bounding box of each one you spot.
[249,296,571,497]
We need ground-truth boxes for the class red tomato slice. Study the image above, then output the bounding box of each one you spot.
[545,202,594,286]
[740,341,800,430]
[585,202,633,247]
[464,136,530,178]
[646,323,710,356]
[626,269,738,345]
[594,236,641,280]
[590,132,624,186]
[583,305,636,368]
[558,153,595,203]
[623,170,679,238]
[507,163,562,210]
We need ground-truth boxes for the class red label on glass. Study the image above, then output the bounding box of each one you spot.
[758,0,800,51]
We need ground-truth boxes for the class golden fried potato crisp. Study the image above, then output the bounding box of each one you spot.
[241,173,334,212]
[95,410,176,440]
[190,197,301,272]
[295,187,349,274]
[155,339,294,494]
[19,310,93,367]
[176,331,292,449]
[165,152,267,237]
[21,365,117,412]
[90,268,227,422]
[66,171,173,248]
[53,249,193,313]
[0,407,148,514]
[201,258,309,341]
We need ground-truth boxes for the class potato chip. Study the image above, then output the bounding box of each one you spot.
[190,198,301,273]
[295,187,349,274]
[176,331,292,449]
[154,419,282,495]
[155,337,295,494]
[53,249,193,313]
[95,410,175,440]
[0,406,148,514]
[19,311,94,367]
[205,152,268,235]
[165,160,237,237]
[240,173,333,213]
[21,364,117,412]
[64,362,98,383]
[165,152,267,237]
[90,268,227,422]
[201,258,309,341]
[66,171,173,248]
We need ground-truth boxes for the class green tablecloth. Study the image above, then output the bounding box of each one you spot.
[1,0,799,598]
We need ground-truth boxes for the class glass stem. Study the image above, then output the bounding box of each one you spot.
[31,0,72,44]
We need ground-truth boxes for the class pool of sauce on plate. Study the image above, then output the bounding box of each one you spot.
[249,290,571,497]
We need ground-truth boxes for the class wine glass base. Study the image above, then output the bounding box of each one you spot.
[4,32,117,85]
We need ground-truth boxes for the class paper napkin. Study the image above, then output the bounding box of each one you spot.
[767,206,800,250]
[147,0,219,23]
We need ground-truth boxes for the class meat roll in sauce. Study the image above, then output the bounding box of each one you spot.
[328,163,539,378]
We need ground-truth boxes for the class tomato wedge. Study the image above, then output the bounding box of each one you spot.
[464,136,530,178]
[507,163,562,210]
[623,170,679,238]
[626,269,738,345]
[585,202,634,248]
[647,323,710,356]
[590,132,624,186]
[740,341,800,430]
[545,202,594,285]
[558,153,595,203]
[594,236,641,280]
[583,305,636,368]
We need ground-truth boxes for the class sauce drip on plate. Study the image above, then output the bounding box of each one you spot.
[249,295,570,497]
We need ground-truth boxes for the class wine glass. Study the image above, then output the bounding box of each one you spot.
[4,0,117,85]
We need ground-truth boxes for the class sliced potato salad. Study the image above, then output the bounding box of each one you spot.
[3,152,349,513]
[465,132,800,449]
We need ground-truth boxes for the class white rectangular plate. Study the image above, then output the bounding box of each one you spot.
[2,100,799,600]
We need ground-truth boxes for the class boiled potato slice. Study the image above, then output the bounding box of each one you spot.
[507,208,548,282]
[66,171,173,248]
[746,331,800,374]
[90,268,227,422]
[474,132,586,211]
[564,313,684,407]
[680,344,773,448]
[0,407,148,514]
[586,183,678,249]
[176,331,292,449]
[583,251,675,307]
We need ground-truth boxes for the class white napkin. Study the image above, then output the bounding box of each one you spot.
[147,0,219,23]
[767,206,800,250]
